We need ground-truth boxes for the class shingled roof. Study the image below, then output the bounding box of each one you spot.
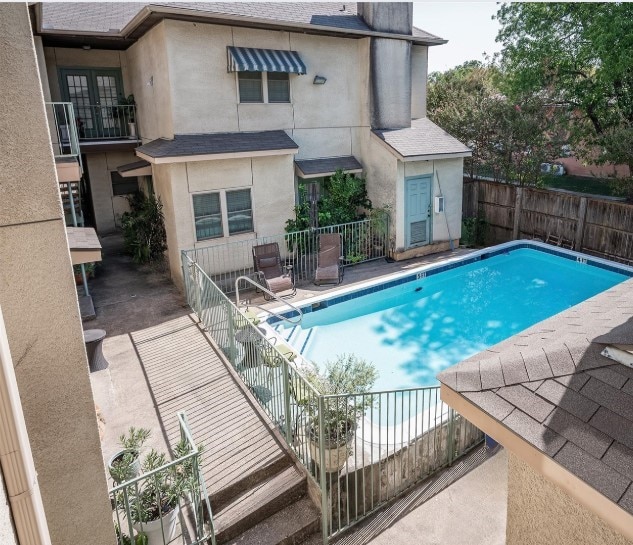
[38,3,445,44]
[136,131,298,161]
[372,118,471,160]
[438,277,633,518]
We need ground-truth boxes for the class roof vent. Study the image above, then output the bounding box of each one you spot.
[601,345,633,368]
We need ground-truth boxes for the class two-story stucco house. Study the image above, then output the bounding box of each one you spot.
[33,2,471,286]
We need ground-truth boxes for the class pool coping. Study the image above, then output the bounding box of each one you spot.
[265,240,633,324]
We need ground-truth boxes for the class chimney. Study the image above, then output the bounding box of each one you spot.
[358,3,413,130]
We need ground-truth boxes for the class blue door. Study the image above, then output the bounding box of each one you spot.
[405,176,431,248]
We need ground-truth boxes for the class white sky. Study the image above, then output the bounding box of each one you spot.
[413,2,502,73]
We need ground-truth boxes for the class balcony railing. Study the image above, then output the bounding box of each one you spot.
[45,102,80,158]
[74,104,138,140]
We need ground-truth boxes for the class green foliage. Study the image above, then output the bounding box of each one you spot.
[109,428,151,484]
[285,170,372,232]
[73,262,96,277]
[302,355,377,446]
[119,427,151,451]
[121,192,167,264]
[461,214,488,247]
[428,61,562,186]
[496,3,633,141]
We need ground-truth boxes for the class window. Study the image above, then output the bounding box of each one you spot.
[296,177,326,205]
[111,171,139,196]
[226,189,253,234]
[238,72,263,103]
[193,193,223,240]
[267,72,290,103]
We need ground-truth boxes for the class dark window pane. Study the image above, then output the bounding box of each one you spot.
[267,72,290,102]
[238,72,263,103]
[110,171,139,196]
[226,189,253,234]
[193,193,223,240]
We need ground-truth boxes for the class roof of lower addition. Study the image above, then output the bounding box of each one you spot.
[437,276,633,524]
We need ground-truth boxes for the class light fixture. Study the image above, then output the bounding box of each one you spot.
[82,44,91,50]
[313,75,327,85]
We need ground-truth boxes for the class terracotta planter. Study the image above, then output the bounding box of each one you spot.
[133,504,180,545]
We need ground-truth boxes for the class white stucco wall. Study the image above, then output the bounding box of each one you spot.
[0,467,17,545]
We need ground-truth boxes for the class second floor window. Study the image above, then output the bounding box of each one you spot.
[267,73,290,103]
[238,72,263,103]
[193,192,223,240]
[226,189,253,234]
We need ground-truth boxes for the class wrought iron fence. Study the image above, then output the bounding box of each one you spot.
[182,217,391,294]
[181,254,484,543]
[109,412,215,545]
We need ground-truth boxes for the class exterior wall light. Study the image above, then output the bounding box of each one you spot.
[313,75,327,85]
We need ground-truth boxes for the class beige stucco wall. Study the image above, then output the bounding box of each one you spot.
[402,157,463,245]
[44,46,131,102]
[411,45,428,119]
[85,150,137,234]
[127,21,174,142]
[0,4,114,545]
[153,154,296,285]
[507,453,633,545]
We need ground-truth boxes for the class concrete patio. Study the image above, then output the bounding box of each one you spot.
[87,237,505,544]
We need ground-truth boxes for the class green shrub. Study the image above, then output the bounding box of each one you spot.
[461,214,488,247]
[120,192,167,264]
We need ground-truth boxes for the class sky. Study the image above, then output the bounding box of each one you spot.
[413,2,502,74]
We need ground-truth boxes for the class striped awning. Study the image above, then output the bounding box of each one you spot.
[227,46,307,74]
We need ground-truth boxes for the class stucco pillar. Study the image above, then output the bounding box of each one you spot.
[0,4,115,544]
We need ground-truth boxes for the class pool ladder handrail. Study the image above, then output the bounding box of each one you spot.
[235,275,303,325]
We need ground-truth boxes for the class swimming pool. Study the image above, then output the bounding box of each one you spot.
[271,242,632,392]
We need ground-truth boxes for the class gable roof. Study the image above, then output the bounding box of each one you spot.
[372,117,472,160]
[135,131,298,163]
[437,277,633,521]
[36,3,446,48]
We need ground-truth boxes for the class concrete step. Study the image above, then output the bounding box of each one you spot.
[299,533,323,545]
[214,465,306,544]
[225,497,321,545]
[211,451,292,513]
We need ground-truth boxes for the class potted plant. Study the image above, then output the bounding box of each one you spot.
[73,262,96,285]
[303,355,377,473]
[111,94,137,139]
[108,427,151,484]
[117,440,200,545]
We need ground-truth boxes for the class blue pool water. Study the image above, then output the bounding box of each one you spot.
[274,247,629,391]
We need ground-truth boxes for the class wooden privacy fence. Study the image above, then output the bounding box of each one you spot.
[463,179,633,265]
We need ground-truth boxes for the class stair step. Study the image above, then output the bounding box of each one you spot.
[225,497,320,545]
[211,452,292,513]
[299,533,323,545]
[214,465,306,544]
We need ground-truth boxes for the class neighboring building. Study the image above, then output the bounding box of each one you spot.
[0,3,114,544]
[438,279,633,544]
[32,2,471,286]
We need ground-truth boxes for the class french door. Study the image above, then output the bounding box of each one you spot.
[59,68,124,139]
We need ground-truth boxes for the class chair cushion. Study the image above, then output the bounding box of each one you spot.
[315,264,340,281]
[267,275,294,292]
[258,257,278,268]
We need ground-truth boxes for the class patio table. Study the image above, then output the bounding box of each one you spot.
[83,328,108,372]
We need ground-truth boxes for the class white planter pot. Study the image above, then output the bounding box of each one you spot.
[309,438,351,473]
[128,122,137,139]
[133,505,180,545]
[108,449,141,483]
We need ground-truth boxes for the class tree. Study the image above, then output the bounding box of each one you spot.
[496,3,633,140]
[428,62,561,185]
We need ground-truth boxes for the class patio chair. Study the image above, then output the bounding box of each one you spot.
[314,233,344,286]
[252,243,296,299]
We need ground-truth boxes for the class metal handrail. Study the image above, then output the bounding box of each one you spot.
[234,275,303,325]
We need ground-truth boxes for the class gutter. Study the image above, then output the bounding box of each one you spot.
[0,305,51,545]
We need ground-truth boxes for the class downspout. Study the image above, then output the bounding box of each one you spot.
[0,305,51,545]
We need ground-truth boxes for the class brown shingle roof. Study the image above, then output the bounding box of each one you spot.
[372,118,471,159]
[437,278,633,516]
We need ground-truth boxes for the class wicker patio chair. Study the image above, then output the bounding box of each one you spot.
[252,242,296,299]
[314,233,344,285]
